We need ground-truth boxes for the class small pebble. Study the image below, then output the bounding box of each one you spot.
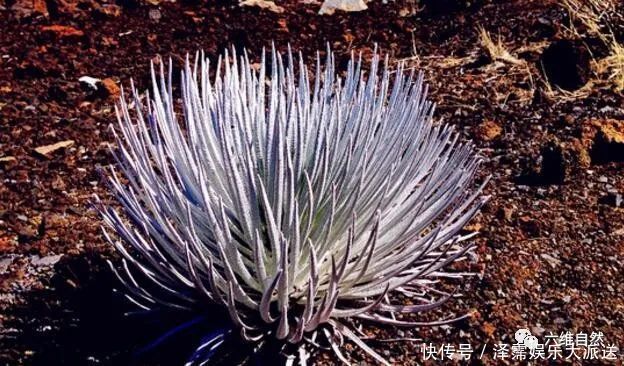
[149,9,161,21]
[562,295,571,303]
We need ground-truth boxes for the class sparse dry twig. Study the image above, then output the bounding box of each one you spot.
[478,26,524,66]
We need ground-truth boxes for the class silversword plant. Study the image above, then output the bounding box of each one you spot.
[98,46,487,365]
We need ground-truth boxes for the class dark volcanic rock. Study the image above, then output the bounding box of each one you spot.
[540,39,591,91]
[516,140,569,185]
[590,119,624,164]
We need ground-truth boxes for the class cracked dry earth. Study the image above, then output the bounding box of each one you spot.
[1,0,624,365]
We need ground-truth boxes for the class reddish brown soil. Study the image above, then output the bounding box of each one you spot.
[1,0,623,365]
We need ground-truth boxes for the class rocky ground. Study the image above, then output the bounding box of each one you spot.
[1,0,623,365]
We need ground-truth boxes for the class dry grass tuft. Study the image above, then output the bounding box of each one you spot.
[542,78,594,102]
[596,42,624,91]
[562,0,624,91]
[562,0,614,37]
[478,26,524,66]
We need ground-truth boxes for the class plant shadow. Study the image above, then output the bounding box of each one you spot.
[0,253,262,366]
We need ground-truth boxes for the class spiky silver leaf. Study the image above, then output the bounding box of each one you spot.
[98,45,487,363]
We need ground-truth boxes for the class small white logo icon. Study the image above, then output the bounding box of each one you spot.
[515,329,538,349]
[524,335,538,349]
